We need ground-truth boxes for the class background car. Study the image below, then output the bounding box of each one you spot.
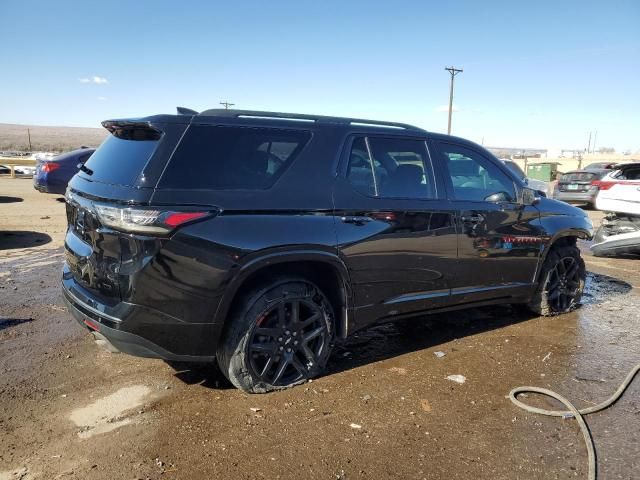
[15,165,36,176]
[500,159,549,196]
[594,163,640,216]
[552,168,609,207]
[33,147,94,194]
[584,161,618,170]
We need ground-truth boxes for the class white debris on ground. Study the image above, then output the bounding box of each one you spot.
[446,374,467,384]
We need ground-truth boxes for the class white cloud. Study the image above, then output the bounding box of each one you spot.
[79,76,109,84]
[435,104,460,113]
[97,96,107,101]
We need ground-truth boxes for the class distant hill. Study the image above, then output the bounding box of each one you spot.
[0,123,107,152]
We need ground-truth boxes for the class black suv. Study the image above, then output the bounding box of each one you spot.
[62,109,593,393]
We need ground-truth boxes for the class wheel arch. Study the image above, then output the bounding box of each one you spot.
[214,250,353,341]
[535,228,590,282]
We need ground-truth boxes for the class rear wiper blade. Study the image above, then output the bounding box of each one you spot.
[78,163,94,176]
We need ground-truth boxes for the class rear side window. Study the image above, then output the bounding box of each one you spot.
[81,135,159,185]
[159,126,311,190]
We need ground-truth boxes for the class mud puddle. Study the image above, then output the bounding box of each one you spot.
[69,385,153,439]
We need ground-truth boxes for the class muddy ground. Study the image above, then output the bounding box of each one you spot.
[1,177,638,480]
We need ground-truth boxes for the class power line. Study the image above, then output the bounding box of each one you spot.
[219,101,235,110]
[445,66,463,135]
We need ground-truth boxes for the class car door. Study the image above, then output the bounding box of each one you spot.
[333,134,457,331]
[430,140,543,304]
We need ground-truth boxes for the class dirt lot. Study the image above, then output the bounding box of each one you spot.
[1,177,638,480]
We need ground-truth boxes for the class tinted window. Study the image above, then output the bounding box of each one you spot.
[560,172,600,182]
[346,136,435,199]
[437,143,516,202]
[160,126,310,189]
[616,167,640,180]
[81,135,159,185]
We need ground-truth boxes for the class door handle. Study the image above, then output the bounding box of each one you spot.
[341,216,372,225]
[461,214,484,224]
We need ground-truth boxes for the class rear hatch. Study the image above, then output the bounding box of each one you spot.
[558,171,601,192]
[64,119,188,300]
[595,165,640,215]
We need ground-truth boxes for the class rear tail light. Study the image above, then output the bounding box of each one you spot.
[593,181,616,190]
[93,204,214,234]
[42,162,60,173]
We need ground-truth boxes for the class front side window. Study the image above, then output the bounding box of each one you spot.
[159,126,311,190]
[346,136,436,199]
[436,142,516,202]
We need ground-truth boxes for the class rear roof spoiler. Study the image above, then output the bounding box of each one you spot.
[177,106,199,115]
[101,120,162,140]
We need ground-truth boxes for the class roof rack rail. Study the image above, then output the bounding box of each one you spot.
[197,109,423,132]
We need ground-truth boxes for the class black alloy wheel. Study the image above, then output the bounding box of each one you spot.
[545,256,582,312]
[248,297,330,386]
[217,277,335,393]
[527,244,586,316]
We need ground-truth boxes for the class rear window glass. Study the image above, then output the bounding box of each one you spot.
[80,135,159,185]
[159,126,310,190]
[560,172,598,182]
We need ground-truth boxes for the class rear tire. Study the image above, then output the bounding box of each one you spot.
[216,276,335,394]
[527,244,586,316]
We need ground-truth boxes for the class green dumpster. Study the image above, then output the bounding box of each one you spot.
[527,162,559,182]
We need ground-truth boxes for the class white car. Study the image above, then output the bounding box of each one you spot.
[594,163,640,216]
[15,166,36,176]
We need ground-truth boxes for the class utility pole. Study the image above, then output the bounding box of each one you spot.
[219,101,235,110]
[587,131,592,154]
[445,66,463,135]
[592,131,598,154]
[27,128,32,151]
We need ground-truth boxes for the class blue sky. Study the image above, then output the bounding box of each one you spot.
[1,0,638,151]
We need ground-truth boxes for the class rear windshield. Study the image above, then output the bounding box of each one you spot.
[158,125,311,190]
[79,133,159,185]
[560,172,599,182]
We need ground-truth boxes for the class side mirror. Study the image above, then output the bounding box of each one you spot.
[521,187,540,206]
[484,191,511,203]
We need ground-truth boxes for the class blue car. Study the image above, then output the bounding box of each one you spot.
[33,148,95,194]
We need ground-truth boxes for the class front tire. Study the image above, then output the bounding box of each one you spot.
[528,244,586,316]
[217,277,335,394]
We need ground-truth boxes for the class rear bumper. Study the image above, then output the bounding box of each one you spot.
[33,177,65,194]
[553,190,596,204]
[62,264,218,361]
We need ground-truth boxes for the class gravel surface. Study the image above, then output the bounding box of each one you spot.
[1,178,638,480]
